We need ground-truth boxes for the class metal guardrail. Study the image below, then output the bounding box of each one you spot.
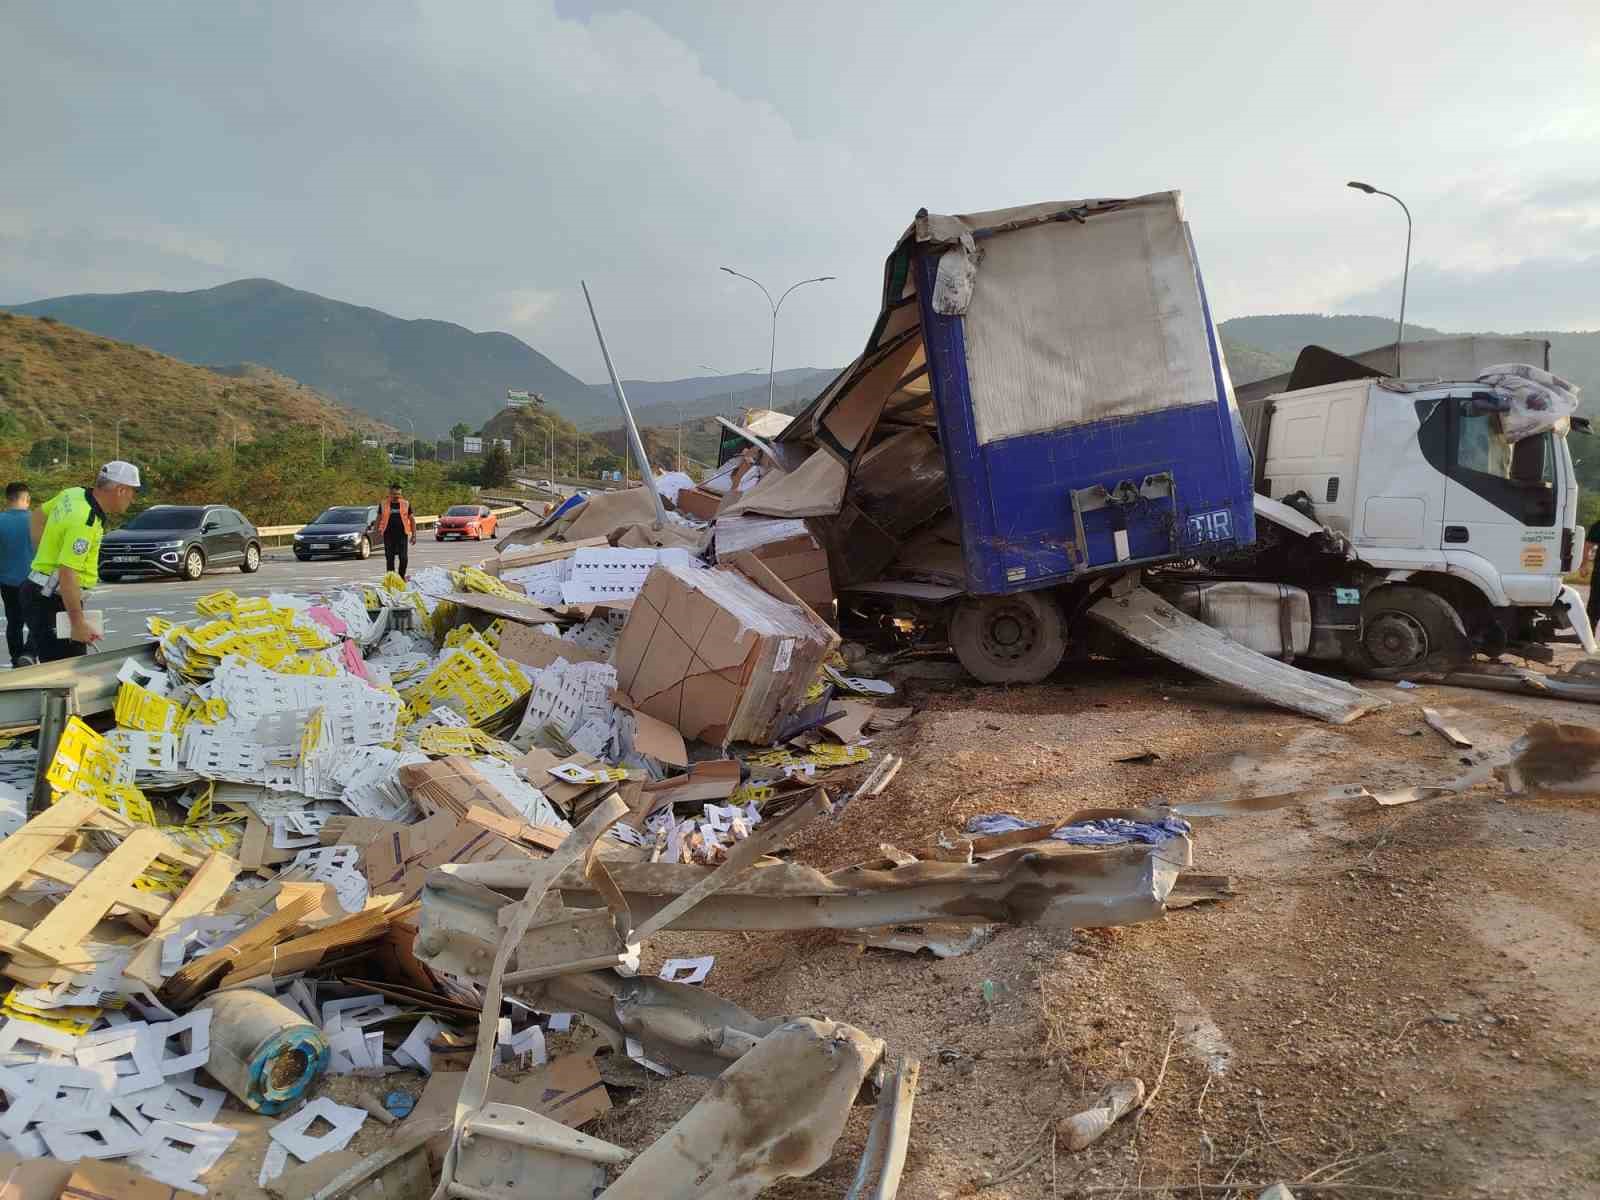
[0,643,161,808]
[256,506,523,539]
[0,641,157,730]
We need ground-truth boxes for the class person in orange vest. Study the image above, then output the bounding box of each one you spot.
[376,481,416,579]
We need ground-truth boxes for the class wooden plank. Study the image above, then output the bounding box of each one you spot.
[21,828,173,964]
[161,891,319,1006]
[1089,585,1389,725]
[123,852,243,989]
[0,793,99,896]
[223,901,417,985]
[25,856,169,919]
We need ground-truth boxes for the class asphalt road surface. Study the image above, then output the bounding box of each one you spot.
[0,516,541,669]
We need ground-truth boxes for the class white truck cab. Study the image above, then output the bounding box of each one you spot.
[1262,378,1581,601]
[1189,374,1594,676]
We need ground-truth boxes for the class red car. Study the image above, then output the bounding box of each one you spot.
[435,504,498,541]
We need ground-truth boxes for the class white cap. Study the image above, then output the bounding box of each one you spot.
[98,461,142,488]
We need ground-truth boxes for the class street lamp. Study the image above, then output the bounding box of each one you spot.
[403,417,416,471]
[668,402,687,471]
[88,419,94,465]
[719,269,834,411]
[697,364,765,420]
[1347,181,1412,377]
[115,417,126,459]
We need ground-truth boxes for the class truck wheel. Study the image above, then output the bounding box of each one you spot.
[1347,585,1471,678]
[950,592,1067,684]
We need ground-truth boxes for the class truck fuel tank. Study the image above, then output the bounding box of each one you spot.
[1152,581,1312,659]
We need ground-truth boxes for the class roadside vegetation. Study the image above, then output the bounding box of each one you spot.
[3,430,476,527]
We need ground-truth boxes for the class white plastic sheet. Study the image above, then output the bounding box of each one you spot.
[1477,363,1581,441]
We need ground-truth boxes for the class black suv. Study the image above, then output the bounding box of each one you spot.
[294,505,379,561]
[100,504,263,582]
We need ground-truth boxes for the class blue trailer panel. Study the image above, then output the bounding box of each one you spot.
[909,195,1255,595]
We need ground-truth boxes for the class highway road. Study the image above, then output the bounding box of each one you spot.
[0,516,543,670]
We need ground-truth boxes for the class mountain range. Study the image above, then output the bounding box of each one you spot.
[1218,315,1600,413]
[4,279,838,437]
[0,311,384,459]
[5,279,604,436]
[7,279,1595,438]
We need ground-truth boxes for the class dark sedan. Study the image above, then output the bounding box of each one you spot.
[294,505,379,560]
[100,505,262,582]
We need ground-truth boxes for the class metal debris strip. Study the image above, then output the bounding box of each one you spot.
[1088,584,1390,725]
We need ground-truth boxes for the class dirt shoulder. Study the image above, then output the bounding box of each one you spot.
[606,656,1600,1199]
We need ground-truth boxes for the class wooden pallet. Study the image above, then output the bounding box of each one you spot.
[0,792,238,973]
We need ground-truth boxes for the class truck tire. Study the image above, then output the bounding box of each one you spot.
[950,592,1067,684]
[1347,585,1472,679]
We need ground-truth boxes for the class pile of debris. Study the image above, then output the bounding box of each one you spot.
[0,531,1194,1197]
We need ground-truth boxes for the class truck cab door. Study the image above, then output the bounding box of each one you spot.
[1352,390,1448,553]
[1438,393,1561,603]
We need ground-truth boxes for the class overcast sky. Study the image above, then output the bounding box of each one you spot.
[3,1,1597,384]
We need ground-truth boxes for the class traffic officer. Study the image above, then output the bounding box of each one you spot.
[23,461,140,661]
[376,480,416,579]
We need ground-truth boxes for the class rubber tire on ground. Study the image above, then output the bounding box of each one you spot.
[240,543,261,574]
[357,537,371,560]
[1347,585,1472,679]
[295,551,310,562]
[949,591,1068,684]
[181,547,205,582]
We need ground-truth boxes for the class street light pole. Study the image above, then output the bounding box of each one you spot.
[403,417,416,471]
[697,364,765,420]
[1347,181,1412,377]
[88,420,94,465]
[115,417,125,459]
[719,269,834,412]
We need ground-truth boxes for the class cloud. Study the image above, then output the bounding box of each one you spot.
[499,288,561,334]
[0,215,241,302]
[3,0,1598,401]
[1333,254,1600,332]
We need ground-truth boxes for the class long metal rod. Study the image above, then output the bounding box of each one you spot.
[581,281,666,529]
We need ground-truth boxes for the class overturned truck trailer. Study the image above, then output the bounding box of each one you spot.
[750,191,1257,683]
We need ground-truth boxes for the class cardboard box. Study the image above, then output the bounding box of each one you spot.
[673,486,723,521]
[60,1156,202,1199]
[749,530,833,618]
[612,555,839,747]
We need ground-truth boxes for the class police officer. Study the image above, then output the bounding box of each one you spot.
[23,461,140,661]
